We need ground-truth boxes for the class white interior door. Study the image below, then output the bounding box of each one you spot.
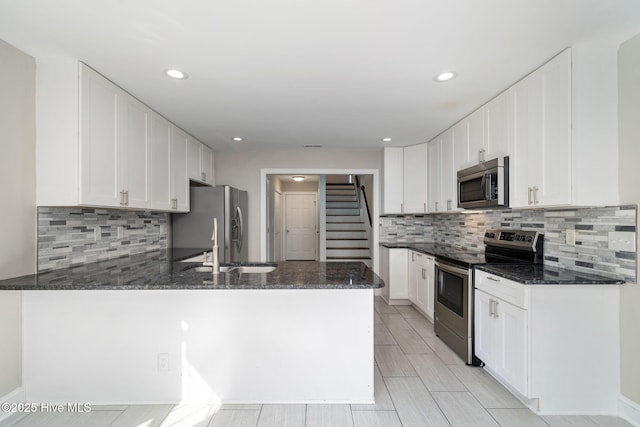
[274,191,283,261]
[284,193,317,260]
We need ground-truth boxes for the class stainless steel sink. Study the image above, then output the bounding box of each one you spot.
[184,264,276,274]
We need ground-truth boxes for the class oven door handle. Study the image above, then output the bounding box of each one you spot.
[435,261,470,277]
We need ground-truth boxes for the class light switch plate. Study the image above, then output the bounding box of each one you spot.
[608,231,636,252]
[565,229,576,245]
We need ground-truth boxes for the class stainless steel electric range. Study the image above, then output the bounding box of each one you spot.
[433,229,543,365]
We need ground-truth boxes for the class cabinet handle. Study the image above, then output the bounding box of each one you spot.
[171,198,178,210]
[435,201,438,212]
[527,187,533,205]
[201,172,206,181]
[487,276,501,282]
[120,190,126,206]
[125,191,129,206]
[424,202,427,212]
[533,186,539,205]
[447,200,452,211]
[493,300,500,318]
[422,268,426,279]
[489,299,495,317]
[479,149,485,163]
[401,203,404,213]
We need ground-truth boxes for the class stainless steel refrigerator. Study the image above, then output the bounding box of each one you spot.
[171,185,248,263]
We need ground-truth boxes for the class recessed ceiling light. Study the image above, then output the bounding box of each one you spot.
[292,176,305,182]
[304,144,323,148]
[434,71,457,82]
[232,137,244,142]
[382,137,392,142]
[165,69,188,79]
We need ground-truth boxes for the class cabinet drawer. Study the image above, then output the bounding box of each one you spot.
[474,270,527,309]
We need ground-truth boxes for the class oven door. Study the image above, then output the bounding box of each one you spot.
[434,261,471,357]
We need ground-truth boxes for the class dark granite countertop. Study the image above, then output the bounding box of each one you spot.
[0,250,384,290]
[475,264,624,285]
[380,242,488,268]
[381,243,623,285]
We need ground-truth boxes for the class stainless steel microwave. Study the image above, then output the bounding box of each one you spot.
[457,156,509,209]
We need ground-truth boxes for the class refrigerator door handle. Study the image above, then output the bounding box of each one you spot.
[235,206,244,252]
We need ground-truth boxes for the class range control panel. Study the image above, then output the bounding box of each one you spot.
[484,229,542,252]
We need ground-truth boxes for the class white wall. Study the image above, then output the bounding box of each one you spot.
[618,31,640,412]
[0,38,36,397]
[215,149,382,261]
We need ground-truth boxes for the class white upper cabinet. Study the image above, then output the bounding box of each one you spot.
[466,108,486,166]
[36,60,212,211]
[509,49,571,208]
[427,140,441,212]
[150,113,173,211]
[187,136,215,185]
[427,129,458,213]
[170,126,189,211]
[382,147,404,214]
[78,65,122,207]
[403,143,428,213]
[484,92,511,160]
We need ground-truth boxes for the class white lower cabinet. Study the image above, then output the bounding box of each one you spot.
[474,288,527,396]
[379,246,409,304]
[408,251,435,318]
[474,269,619,413]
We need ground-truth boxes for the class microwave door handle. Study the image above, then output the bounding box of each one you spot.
[485,172,492,200]
[480,173,487,200]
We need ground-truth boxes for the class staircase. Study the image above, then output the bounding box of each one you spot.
[325,183,372,267]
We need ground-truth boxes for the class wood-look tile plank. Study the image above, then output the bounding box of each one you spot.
[374,311,384,325]
[210,410,260,427]
[9,410,121,427]
[374,298,399,314]
[110,404,174,427]
[407,354,466,391]
[374,323,397,345]
[159,403,219,427]
[394,305,423,318]
[404,316,437,339]
[352,410,403,427]
[384,377,450,427]
[423,336,465,365]
[449,365,524,408]
[542,415,600,427]
[488,409,548,427]
[306,404,353,427]
[379,313,413,331]
[389,328,433,354]
[374,345,418,377]
[256,404,305,427]
[432,391,499,427]
[590,415,635,427]
[351,365,395,411]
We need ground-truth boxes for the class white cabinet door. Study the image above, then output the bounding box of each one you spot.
[150,113,173,210]
[403,144,428,213]
[424,256,435,318]
[171,127,189,212]
[440,131,456,212]
[119,94,151,209]
[452,121,469,174]
[484,92,511,160]
[510,49,571,208]
[495,298,527,396]
[79,65,122,207]
[379,246,409,303]
[415,254,434,318]
[187,135,202,182]
[474,289,497,368]
[427,140,441,212]
[201,145,214,185]
[466,108,485,166]
[383,147,404,213]
[408,251,419,304]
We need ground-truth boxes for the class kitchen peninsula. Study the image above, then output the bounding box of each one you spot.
[0,253,383,404]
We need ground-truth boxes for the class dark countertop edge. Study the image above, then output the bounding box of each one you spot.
[475,265,624,285]
[0,285,383,291]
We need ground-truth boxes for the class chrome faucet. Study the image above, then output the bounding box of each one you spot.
[203,218,220,274]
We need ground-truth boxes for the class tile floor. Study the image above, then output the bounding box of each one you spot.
[0,297,634,427]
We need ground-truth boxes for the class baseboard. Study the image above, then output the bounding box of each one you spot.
[0,387,25,422]
[619,395,640,426]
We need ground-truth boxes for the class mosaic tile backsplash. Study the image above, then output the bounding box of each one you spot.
[38,207,168,272]
[380,205,637,282]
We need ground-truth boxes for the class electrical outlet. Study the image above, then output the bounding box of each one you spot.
[565,229,576,246]
[608,231,636,252]
[158,353,170,372]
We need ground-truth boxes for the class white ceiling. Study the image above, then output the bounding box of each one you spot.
[1,1,640,151]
